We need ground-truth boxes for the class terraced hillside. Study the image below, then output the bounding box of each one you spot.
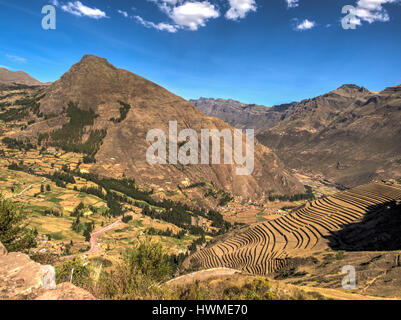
[190,182,401,275]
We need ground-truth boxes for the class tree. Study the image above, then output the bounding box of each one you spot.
[83,229,91,242]
[0,195,37,252]
[123,240,172,282]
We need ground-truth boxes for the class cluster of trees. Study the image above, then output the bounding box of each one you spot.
[43,208,62,217]
[122,215,133,223]
[83,222,94,242]
[0,89,44,120]
[40,184,51,192]
[2,137,35,151]
[71,214,94,242]
[71,215,82,233]
[141,205,191,230]
[45,170,76,188]
[78,185,122,217]
[204,188,234,206]
[268,185,315,202]
[184,182,207,189]
[75,171,153,204]
[188,233,207,254]
[0,105,29,122]
[110,100,131,123]
[7,161,35,175]
[49,102,107,157]
[71,202,85,217]
[207,210,231,231]
[146,227,186,240]
[14,93,44,117]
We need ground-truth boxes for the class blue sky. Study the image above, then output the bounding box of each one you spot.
[0,0,400,106]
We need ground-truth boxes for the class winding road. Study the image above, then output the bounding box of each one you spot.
[85,218,122,254]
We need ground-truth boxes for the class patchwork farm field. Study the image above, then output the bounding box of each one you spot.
[0,119,203,263]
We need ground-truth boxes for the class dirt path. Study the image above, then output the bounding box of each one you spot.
[166,268,241,286]
[5,178,47,199]
[85,218,122,254]
[295,285,398,300]
[60,218,123,261]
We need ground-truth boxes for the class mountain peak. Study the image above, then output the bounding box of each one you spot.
[0,68,43,86]
[329,84,370,98]
[338,84,362,90]
[382,84,401,93]
[73,54,118,71]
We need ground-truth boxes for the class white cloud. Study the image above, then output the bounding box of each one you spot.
[225,0,257,20]
[134,16,178,33]
[135,1,220,32]
[60,1,107,19]
[6,54,27,64]
[286,0,299,8]
[294,19,316,31]
[352,0,401,24]
[0,65,11,70]
[169,2,220,30]
[134,0,261,32]
[118,10,129,18]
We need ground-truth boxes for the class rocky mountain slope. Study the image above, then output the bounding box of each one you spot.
[190,97,289,132]
[10,55,304,203]
[0,68,44,87]
[257,84,401,187]
[192,84,401,188]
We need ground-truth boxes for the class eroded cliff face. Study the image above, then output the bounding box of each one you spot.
[0,241,95,300]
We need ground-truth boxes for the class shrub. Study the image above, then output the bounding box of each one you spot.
[122,215,133,223]
[92,241,174,299]
[0,196,37,252]
[335,251,346,260]
[56,257,91,288]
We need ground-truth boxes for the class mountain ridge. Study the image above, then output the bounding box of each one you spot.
[191,83,401,187]
[10,55,305,205]
[0,68,45,87]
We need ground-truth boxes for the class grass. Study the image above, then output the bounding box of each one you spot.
[335,251,346,260]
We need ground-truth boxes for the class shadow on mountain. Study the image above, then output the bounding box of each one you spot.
[327,200,401,251]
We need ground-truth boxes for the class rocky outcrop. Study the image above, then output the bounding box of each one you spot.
[0,241,95,300]
[35,283,96,300]
[0,242,7,256]
[0,251,54,300]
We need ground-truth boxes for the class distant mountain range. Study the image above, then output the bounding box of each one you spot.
[191,84,401,187]
[0,68,45,87]
[189,98,288,132]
